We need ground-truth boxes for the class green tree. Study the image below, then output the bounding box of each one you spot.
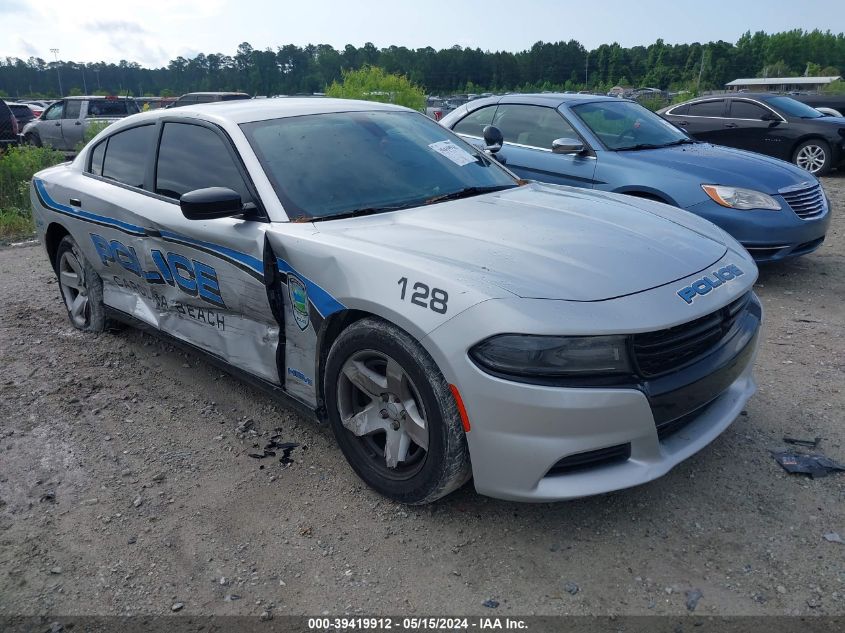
[326,66,425,111]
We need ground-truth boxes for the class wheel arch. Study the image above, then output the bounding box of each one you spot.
[44,222,71,271]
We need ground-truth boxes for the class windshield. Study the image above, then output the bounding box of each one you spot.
[241,110,517,220]
[572,100,691,150]
[766,96,824,119]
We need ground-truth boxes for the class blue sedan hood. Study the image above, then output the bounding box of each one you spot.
[618,143,814,194]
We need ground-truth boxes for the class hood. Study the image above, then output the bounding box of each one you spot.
[316,183,728,301]
[618,142,815,194]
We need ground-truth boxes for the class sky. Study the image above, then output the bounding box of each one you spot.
[2,0,843,68]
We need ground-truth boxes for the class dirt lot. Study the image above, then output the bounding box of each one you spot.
[1,175,844,619]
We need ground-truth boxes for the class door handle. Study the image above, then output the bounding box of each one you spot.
[69,198,81,207]
[75,121,82,126]
[678,121,689,126]
[54,122,61,126]
[725,122,738,128]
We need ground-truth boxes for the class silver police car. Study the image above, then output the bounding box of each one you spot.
[31,98,762,503]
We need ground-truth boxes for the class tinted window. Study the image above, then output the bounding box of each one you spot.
[492,104,577,149]
[155,122,251,202]
[241,111,516,220]
[572,100,689,150]
[87,99,139,117]
[668,103,688,115]
[101,125,155,188]
[452,106,496,137]
[44,102,63,121]
[687,100,725,117]
[221,94,250,101]
[89,140,106,176]
[64,100,82,119]
[766,96,824,119]
[730,100,768,119]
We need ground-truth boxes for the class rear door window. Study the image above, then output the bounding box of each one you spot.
[687,100,726,117]
[452,106,497,137]
[101,124,156,188]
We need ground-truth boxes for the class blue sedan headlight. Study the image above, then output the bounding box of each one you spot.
[702,185,781,211]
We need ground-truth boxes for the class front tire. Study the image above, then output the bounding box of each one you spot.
[55,235,106,333]
[25,132,42,147]
[793,139,832,176]
[324,318,471,504]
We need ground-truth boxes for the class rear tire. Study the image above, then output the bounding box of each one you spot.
[55,235,106,333]
[324,318,471,504]
[793,139,831,176]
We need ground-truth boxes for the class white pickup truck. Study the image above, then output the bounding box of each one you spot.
[21,96,140,151]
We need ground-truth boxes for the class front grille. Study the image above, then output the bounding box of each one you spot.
[782,185,826,219]
[633,293,751,377]
[546,443,631,476]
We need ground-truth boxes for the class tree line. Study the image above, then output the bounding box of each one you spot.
[1,29,843,99]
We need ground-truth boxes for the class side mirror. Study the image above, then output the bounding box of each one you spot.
[180,187,243,220]
[552,138,585,154]
[482,125,503,153]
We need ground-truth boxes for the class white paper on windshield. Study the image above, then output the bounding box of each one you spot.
[428,140,476,166]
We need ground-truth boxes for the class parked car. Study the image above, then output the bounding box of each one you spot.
[658,94,845,175]
[30,98,761,503]
[441,94,831,262]
[168,92,251,108]
[22,96,140,151]
[0,99,19,149]
[7,102,37,128]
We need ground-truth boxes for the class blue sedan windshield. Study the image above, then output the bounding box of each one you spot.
[572,101,692,151]
[241,111,517,220]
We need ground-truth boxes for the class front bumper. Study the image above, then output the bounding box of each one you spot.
[685,197,830,263]
[423,261,761,502]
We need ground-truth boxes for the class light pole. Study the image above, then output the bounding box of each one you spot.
[82,65,88,94]
[585,52,589,88]
[94,69,101,91]
[50,48,63,96]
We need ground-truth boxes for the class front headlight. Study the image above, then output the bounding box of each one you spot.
[470,334,632,377]
[702,185,781,210]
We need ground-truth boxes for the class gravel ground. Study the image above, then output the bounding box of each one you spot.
[1,174,844,618]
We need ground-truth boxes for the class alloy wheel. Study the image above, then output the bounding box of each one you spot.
[58,249,90,328]
[795,144,827,173]
[336,350,429,477]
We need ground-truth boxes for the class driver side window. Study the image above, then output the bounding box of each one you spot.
[44,102,64,121]
[492,105,578,150]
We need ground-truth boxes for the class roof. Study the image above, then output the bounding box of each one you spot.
[469,93,620,109]
[726,76,842,86]
[111,97,409,126]
[64,95,136,100]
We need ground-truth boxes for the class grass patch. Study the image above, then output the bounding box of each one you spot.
[0,145,66,241]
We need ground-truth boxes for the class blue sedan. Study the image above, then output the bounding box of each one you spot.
[440,94,831,262]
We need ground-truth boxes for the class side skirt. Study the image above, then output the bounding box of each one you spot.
[105,306,324,424]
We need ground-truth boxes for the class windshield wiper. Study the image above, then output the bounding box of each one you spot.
[663,138,698,146]
[615,143,664,151]
[425,185,516,205]
[311,203,416,222]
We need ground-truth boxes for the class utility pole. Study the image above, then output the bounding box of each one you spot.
[585,52,589,88]
[82,66,88,94]
[50,48,63,96]
[94,69,101,91]
[697,48,707,93]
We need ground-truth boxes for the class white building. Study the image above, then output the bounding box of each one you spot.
[725,76,842,93]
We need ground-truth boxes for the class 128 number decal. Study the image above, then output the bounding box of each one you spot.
[398,277,448,314]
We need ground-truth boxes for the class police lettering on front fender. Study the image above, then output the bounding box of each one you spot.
[677,264,744,304]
